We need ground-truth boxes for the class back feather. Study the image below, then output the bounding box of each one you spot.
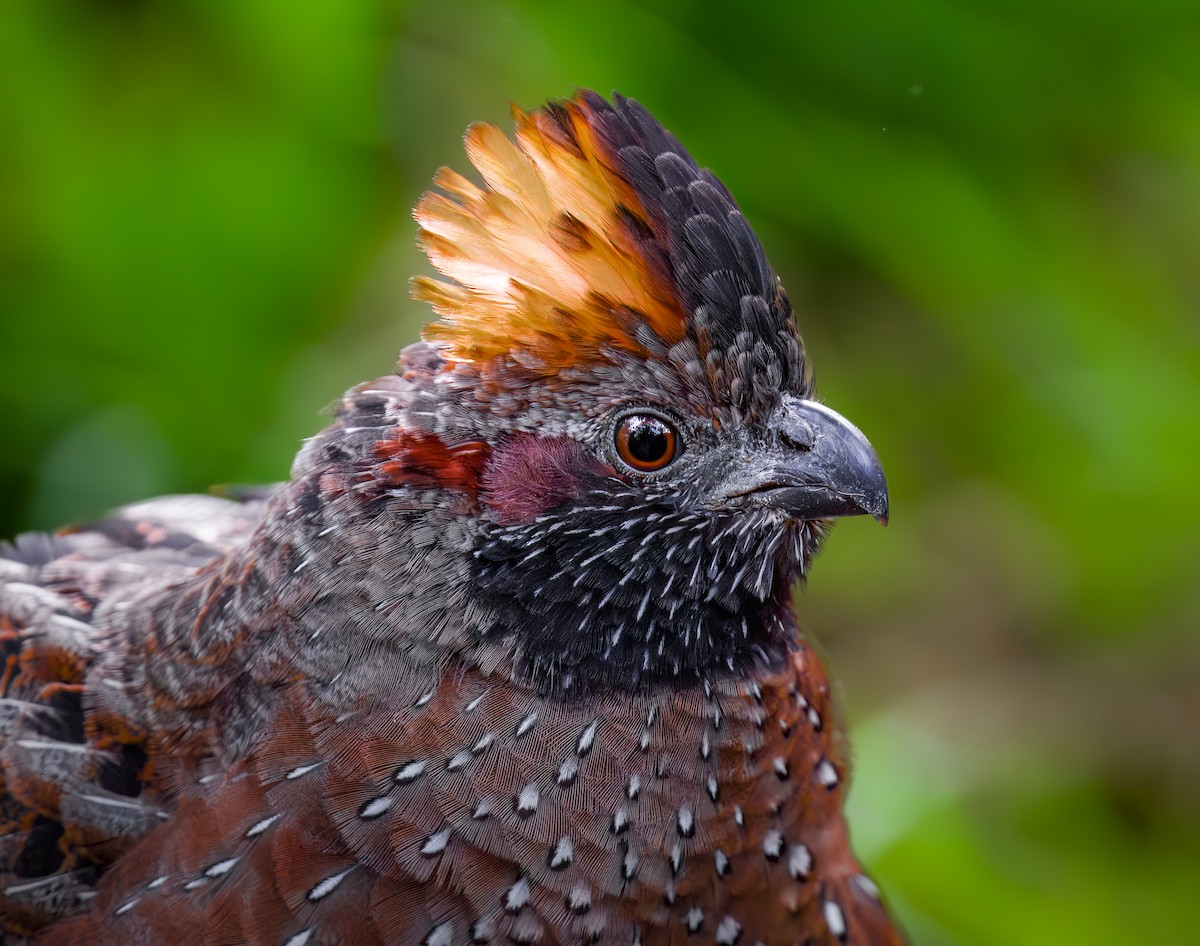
[0,493,269,938]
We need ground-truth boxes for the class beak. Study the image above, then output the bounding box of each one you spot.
[718,397,889,524]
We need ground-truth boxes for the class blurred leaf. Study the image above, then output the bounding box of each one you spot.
[2,2,1198,943]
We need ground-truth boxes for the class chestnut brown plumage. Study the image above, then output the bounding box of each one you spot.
[0,91,902,945]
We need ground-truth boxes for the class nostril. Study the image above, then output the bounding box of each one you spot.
[778,425,815,452]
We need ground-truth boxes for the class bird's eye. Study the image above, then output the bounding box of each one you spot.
[614,414,680,473]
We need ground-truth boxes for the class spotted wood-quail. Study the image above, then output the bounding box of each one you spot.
[0,91,903,945]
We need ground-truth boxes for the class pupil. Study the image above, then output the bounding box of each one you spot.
[629,421,666,462]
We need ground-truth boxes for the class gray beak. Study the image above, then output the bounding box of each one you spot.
[718,397,889,524]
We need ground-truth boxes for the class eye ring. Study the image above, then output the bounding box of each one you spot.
[614,412,681,473]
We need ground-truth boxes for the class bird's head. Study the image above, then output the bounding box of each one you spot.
[345,91,886,695]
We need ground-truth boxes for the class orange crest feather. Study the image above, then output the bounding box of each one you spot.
[412,95,686,371]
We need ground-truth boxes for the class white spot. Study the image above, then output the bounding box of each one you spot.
[308,865,355,901]
[446,748,472,771]
[854,873,881,899]
[246,813,282,838]
[773,757,789,778]
[762,829,784,860]
[639,730,651,750]
[421,828,451,856]
[626,775,641,799]
[568,882,591,913]
[395,760,427,783]
[549,836,574,870]
[464,692,487,712]
[677,806,694,837]
[636,587,652,621]
[715,915,742,944]
[622,847,639,879]
[285,761,322,780]
[205,857,239,878]
[669,843,684,876]
[472,732,495,753]
[824,899,847,939]
[714,849,730,876]
[77,792,154,813]
[612,806,629,834]
[415,688,435,707]
[808,706,822,730]
[733,805,744,826]
[505,877,530,912]
[515,712,538,737]
[577,719,599,755]
[360,796,393,819]
[145,876,167,890]
[557,757,579,785]
[284,931,313,946]
[685,907,704,932]
[516,783,540,814]
[183,877,207,891]
[3,876,72,896]
[788,843,813,880]
[114,897,139,916]
[707,775,719,800]
[815,757,839,788]
[472,799,493,820]
[425,922,453,946]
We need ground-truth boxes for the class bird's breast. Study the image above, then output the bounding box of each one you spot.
[55,644,899,945]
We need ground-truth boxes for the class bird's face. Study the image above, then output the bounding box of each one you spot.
[393,91,887,694]
[453,353,886,695]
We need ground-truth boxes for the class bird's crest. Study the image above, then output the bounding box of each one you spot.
[413,92,691,371]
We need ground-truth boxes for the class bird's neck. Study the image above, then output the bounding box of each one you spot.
[468,505,813,696]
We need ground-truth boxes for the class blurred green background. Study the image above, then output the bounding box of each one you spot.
[2,1,1198,943]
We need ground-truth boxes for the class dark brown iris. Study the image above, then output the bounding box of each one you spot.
[615,415,679,472]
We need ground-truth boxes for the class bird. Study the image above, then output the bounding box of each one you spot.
[0,90,902,945]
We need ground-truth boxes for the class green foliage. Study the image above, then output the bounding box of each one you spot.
[2,2,1196,942]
